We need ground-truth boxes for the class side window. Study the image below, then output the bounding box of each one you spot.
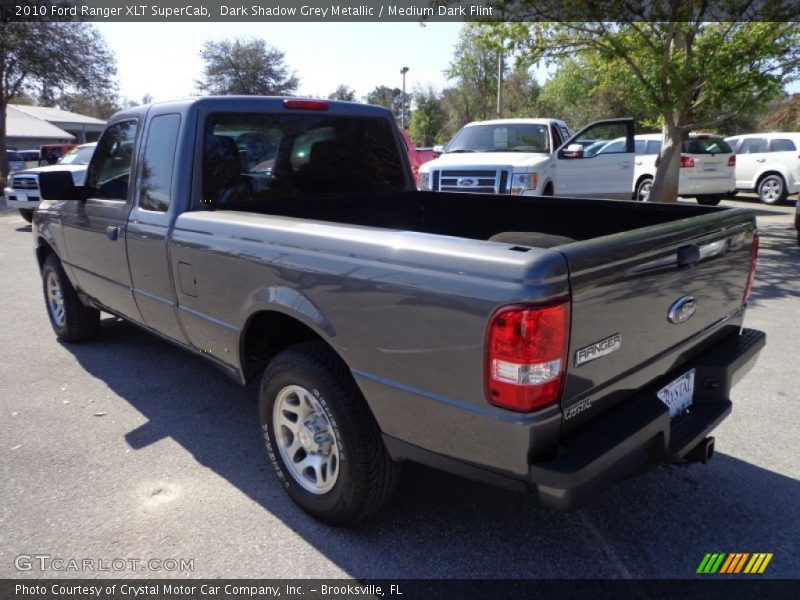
[575,122,631,158]
[87,120,137,200]
[550,125,562,149]
[557,124,571,143]
[634,139,646,155]
[769,138,796,152]
[646,140,662,154]
[739,138,768,154]
[139,114,181,212]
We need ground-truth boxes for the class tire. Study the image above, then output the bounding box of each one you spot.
[757,174,787,205]
[635,177,653,202]
[259,341,401,525]
[696,195,723,206]
[41,254,100,342]
[19,209,34,223]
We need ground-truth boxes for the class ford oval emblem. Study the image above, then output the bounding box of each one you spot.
[458,178,476,187]
[668,296,697,324]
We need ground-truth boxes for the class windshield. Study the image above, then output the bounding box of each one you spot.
[59,145,95,165]
[445,123,549,154]
[8,152,23,162]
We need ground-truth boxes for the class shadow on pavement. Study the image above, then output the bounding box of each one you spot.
[749,222,800,304]
[62,317,799,578]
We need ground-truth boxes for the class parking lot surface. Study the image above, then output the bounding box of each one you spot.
[0,196,798,579]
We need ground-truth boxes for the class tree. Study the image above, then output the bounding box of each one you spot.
[760,93,800,131]
[0,20,117,179]
[328,85,356,102]
[499,5,800,202]
[408,85,446,146]
[364,85,408,124]
[444,25,500,125]
[196,38,299,96]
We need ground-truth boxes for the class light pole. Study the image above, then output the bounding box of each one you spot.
[400,66,409,128]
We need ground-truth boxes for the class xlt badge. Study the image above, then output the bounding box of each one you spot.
[575,333,622,367]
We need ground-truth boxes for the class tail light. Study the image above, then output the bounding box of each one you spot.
[680,155,695,168]
[742,233,759,303]
[485,299,571,412]
[283,99,329,111]
[728,155,736,167]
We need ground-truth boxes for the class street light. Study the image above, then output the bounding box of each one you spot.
[400,66,409,128]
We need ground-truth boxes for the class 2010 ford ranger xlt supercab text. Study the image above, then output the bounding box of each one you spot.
[33,97,764,525]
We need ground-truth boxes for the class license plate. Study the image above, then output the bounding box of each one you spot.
[15,192,27,202]
[703,163,717,172]
[657,369,695,418]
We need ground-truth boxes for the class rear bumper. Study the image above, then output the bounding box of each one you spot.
[529,328,765,510]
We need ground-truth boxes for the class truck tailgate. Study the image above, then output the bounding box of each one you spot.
[558,208,756,428]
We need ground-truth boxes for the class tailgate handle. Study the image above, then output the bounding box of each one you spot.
[677,244,700,269]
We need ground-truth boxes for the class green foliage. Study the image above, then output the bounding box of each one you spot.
[408,85,446,146]
[759,93,800,131]
[328,85,357,102]
[364,85,408,124]
[196,38,299,96]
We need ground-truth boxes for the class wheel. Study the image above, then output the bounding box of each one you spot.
[757,174,787,204]
[259,342,401,525]
[18,209,34,223]
[41,254,100,342]
[696,195,723,206]
[635,177,653,202]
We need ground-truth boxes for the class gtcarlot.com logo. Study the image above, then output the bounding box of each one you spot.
[697,552,773,574]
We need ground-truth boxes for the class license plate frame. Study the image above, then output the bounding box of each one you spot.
[657,369,695,419]
[15,192,28,202]
[703,163,717,172]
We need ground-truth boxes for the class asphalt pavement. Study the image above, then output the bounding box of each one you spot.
[0,196,798,580]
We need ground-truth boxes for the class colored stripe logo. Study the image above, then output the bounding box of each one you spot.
[697,553,773,574]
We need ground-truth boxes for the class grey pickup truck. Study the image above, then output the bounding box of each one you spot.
[33,97,764,525]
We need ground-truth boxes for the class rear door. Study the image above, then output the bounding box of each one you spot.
[681,136,733,187]
[735,137,768,188]
[60,119,142,320]
[553,119,635,199]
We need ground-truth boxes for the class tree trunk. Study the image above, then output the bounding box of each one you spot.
[649,119,682,204]
[0,101,8,184]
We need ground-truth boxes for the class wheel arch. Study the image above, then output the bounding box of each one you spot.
[35,236,56,270]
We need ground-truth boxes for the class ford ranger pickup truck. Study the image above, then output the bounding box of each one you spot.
[33,97,764,525]
[418,117,636,199]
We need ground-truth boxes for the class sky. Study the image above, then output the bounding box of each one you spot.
[95,22,799,105]
[95,22,466,103]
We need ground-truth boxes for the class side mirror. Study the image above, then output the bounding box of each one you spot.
[432,145,445,155]
[38,171,86,201]
[561,144,585,159]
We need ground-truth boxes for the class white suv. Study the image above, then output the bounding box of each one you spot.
[724,133,800,204]
[632,133,736,205]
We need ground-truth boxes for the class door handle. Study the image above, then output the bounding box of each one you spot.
[106,226,120,241]
[755,158,766,163]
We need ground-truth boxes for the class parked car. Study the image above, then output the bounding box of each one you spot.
[418,117,638,199]
[34,97,763,524]
[724,133,800,204]
[6,150,26,173]
[3,142,95,222]
[633,133,736,205]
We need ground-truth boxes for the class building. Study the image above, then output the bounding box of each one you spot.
[6,104,106,151]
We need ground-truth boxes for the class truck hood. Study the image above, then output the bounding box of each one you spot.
[17,164,88,186]
[421,152,551,171]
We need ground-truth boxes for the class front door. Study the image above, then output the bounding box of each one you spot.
[61,119,141,320]
[553,119,635,199]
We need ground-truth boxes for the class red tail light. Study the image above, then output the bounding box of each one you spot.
[728,154,736,167]
[283,99,329,111]
[680,155,695,168]
[485,299,571,412]
[742,233,759,303]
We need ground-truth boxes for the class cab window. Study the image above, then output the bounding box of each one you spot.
[87,120,138,201]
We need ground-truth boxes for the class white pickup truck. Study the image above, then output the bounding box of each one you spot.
[418,118,635,199]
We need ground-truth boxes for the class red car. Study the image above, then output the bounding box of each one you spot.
[398,128,439,185]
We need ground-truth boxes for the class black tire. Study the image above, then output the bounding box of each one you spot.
[259,342,401,525]
[41,254,100,342]
[696,195,723,206]
[635,177,653,202]
[19,209,34,223]
[757,174,787,205]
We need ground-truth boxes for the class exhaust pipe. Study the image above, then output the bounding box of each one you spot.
[686,436,715,464]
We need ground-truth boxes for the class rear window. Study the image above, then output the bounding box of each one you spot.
[682,138,732,155]
[201,113,405,207]
[770,138,797,152]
